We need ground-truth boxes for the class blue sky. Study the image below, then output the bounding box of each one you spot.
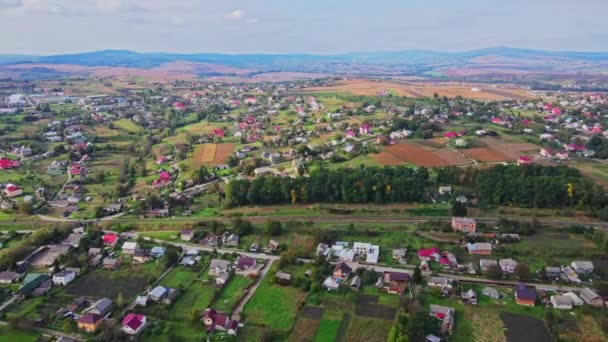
[0,0,606,54]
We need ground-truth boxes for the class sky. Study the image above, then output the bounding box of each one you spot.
[0,0,607,55]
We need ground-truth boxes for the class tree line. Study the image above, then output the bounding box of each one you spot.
[226,164,607,211]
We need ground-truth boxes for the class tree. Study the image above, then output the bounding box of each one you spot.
[515,263,531,281]
[265,220,282,236]
[18,202,34,215]
[451,202,467,217]
[165,249,179,267]
[116,292,125,307]
[412,266,422,284]
[485,264,503,280]
[94,206,105,219]
[279,249,298,266]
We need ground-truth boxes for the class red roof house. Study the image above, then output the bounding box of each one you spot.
[418,247,440,262]
[122,313,146,335]
[103,233,118,246]
[443,131,459,139]
[517,156,532,165]
[0,158,20,170]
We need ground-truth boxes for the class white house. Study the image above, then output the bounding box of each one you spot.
[550,295,573,310]
[122,242,139,255]
[52,271,76,286]
[353,242,380,264]
[499,258,517,274]
[571,261,594,275]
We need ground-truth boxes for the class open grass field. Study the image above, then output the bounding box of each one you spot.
[243,265,306,332]
[290,317,322,342]
[160,266,200,289]
[300,79,535,100]
[113,118,143,133]
[345,316,393,342]
[213,275,254,312]
[314,319,341,342]
[0,327,40,342]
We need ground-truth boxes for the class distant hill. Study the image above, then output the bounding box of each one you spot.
[2,47,608,77]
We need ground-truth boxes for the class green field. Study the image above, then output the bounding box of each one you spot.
[160,266,200,289]
[0,327,40,342]
[314,319,341,341]
[213,275,254,312]
[243,265,306,332]
[113,118,143,133]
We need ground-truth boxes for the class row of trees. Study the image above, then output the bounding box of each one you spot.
[225,166,430,207]
[226,164,607,210]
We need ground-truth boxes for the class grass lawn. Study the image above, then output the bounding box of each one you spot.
[160,266,200,289]
[0,327,40,342]
[213,275,254,312]
[345,316,393,342]
[243,264,306,332]
[113,118,143,133]
[314,319,341,342]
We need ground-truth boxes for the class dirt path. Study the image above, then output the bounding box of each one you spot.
[231,259,274,320]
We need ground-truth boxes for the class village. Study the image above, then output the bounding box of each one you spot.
[0,76,607,341]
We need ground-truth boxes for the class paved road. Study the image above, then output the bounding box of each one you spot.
[345,262,583,292]
[231,259,275,320]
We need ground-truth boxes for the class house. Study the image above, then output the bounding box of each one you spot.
[466,243,492,255]
[563,292,584,306]
[103,257,120,270]
[104,203,122,214]
[517,156,532,165]
[235,256,256,271]
[163,288,179,304]
[267,240,280,253]
[544,267,561,279]
[550,295,573,310]
[392,248,407,261]
[429,305,454,335]
[514,283,536,306]
[87,297,113,316]
[428,277,454,291]
[482,287,501,299]
[418,247,440,262]
[180,230,194,241]
[353,242,380,264]
[122,313,146,335]
[122,242,139,255]
[216,272,231,285]
[202,309,239,335]
[479,259,498,272]
[571,261,594,275]
[438,186,452,195]
[77,313,103,332]
[133,250,151,263]
[0,271,21,284]
[4,184,23,198]
[350,276,361,291]
[440,252,458,268]
[316,243,330,257]
[68,297,86,312]
[18,274,50,298]
[426,335,442,342]
[136,296,148,307]
[102,233,118,246]
[275,271,292,285]
[452,217,476,233]
[579,288,604,307]
[150,246,166,258]
[323,276,341,291]
[149,286,168,302]
[562,266,581,283]
[222,233,240,247]
[52,271,75,286]
[383,272,410,295]
[499,258,517,274]
[461,289,477,305]
[333,262,352,280]
[209,259,232,276]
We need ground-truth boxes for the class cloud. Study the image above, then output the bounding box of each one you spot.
[246,18,258,24]
[0,0,22,8]
[224,9,245,20]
